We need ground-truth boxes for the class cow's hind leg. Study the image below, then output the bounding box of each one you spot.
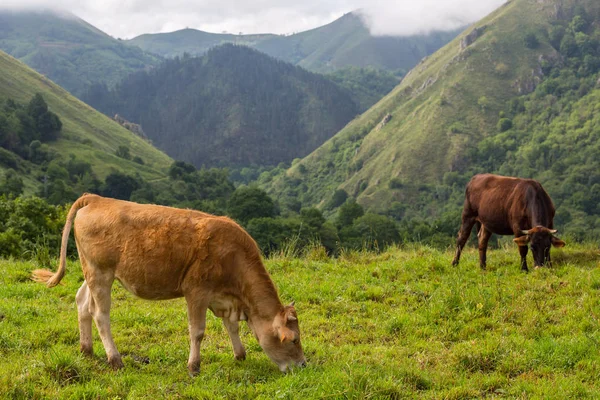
[185,294,209,376]
[76,281,93,356]
[223,318,246,361]
[452,209,477,266]
[86,271,123,370]
[478,227,492,270]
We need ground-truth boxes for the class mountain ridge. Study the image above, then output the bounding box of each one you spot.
[128,12,462,73]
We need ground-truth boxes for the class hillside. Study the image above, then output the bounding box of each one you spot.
[264,0,600,241]
[82,44,359,168]
[128,12,461,73]
[0,10,161,96]
[0,50,172,194]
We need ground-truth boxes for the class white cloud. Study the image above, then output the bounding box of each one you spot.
[358,0,506,36]
[0,0,506,39]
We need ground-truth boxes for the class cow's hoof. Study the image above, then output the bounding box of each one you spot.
[80,345,93,357]
[188,361,200,377]
[108,356,124,370]
[235,352,246,361]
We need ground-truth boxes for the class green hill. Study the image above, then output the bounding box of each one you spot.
[82,44,360,168]
[0,49,172,195]
[128,12,461,73]
[0,10,161,96]
[126,28,275,59]
[264,0,600,242]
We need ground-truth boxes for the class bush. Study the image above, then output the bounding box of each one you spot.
[353,213,400,250]
[524,32,540,49]
[497,118,513,132]
[115,145,131,160]
[0,196,70,259]
[227,186,276,225]
[336,198,364,228]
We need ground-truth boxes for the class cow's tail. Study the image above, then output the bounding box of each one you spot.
[32,194,95,288]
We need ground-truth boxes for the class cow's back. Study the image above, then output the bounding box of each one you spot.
[464,174,549,235]
[73,197,239,300]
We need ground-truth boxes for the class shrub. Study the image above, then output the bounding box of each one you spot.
[524,32,540,49]
[497,118,513,132]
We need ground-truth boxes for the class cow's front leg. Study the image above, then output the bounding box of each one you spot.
[518,245,529,272]
[185,296,208,376]
[87,275,122,369]
[223,318,246,361]
[76,281,93,356]
[478,227,492,270]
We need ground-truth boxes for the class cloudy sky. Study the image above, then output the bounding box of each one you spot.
[1,0,506,39]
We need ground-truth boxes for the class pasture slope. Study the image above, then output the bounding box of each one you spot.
[0,50,172,194]
[1,244,599,398]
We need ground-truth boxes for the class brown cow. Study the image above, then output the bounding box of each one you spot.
[451,174,565,271]
[32,194,306,374]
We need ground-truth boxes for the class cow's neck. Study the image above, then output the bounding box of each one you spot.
[236,258,283,323]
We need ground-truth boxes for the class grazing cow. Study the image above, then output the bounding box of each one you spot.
[32,194,306,374]
[451,174,565,271]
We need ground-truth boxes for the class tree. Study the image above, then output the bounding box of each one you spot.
[0,169,24,198]
[115,145,131,160]
[227,186,276,225]
[560,33,579,57]
[353,213,400,250]
[497,118,513,132]
[169,161,196,180]
[27,93,62,141]
[326,189,348,210]
[477,96,489,111]
[336,198,364,228]
[102,172,140,200]
[300,207,325,230]
[524,32,539,49]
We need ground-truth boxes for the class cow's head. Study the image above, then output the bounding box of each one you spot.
[513,226,565,268]
[257,302,306,372]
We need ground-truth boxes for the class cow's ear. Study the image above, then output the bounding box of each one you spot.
[513,236,530,246]
[284,304,297,322]
[551,236,566,248]
[277,325,295,343]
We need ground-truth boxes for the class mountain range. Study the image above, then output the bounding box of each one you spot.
[82,44,360,168]
[0,10,160,96]
[264,0,600,241]
[128,12,462,73]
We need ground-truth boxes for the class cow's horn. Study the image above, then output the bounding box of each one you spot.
[520,229,531,235]
[549,229,558,234]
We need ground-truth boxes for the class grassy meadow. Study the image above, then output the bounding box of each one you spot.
[1,243,600,399]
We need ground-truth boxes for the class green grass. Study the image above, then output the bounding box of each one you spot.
[2,244,600,398]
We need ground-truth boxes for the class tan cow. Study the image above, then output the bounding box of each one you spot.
[32,194,306,374]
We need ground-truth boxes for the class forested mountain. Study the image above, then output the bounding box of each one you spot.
[128,12,461,73]
[0,49,171,197]
[263,0,600,243]
[82,44,360,168]
[0,10,160,96]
